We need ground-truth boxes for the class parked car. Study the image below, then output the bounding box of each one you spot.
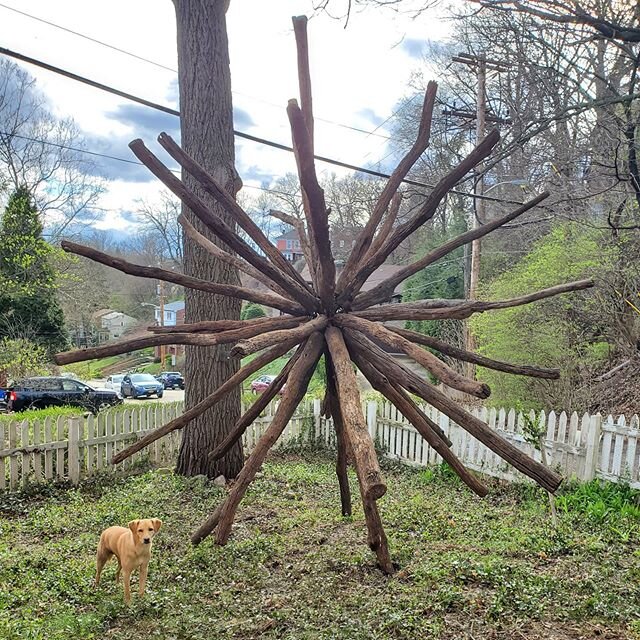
[105,374,125,391]
[121,373,164,399]
[250,374,285,395]
[155,371,185,390]
[7,377,122,414]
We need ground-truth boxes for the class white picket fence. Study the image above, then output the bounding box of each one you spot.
[1,399,639,491]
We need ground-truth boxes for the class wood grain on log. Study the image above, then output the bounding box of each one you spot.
[287,101,336,311]
[292,15,315,155]
[198,332,324,545]
[339,82,437,292]
[333,314,491,398]
[149,315,306,334]
[110,337,301,464]
[338,129,501,306]
[208,343,306,461]
[129,138,320,311]
[61,240,306,315]
[158,132,315,295]
[344,329,563,493]
[350,346,488,497]
[325,326,386,501]
[353,191,550,310]
[387,326,560,379]
[325,352,352,517]
[179,214,293,299]
[230,315,328,358]
[353,279,594,322]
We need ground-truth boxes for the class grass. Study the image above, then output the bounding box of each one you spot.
[0,455,638,640]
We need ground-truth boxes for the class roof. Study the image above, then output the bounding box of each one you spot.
[101,311,136,321]
[274,228,300,241]
[91,308,114,320]
[163,301,185,312]
[300,263,405,295]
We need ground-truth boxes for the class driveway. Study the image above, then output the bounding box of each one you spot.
[89,379,184,404]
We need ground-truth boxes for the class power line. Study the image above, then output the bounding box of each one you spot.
[0,45,541,209]
[0,2,391,141]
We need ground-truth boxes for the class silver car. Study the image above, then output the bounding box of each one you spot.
[105,374,125,391]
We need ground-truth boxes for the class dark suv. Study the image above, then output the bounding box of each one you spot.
[156,371,185,390]
[7,377,122,414]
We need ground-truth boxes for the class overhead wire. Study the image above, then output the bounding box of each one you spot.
[0,2,391,141]
[0,45,539,209]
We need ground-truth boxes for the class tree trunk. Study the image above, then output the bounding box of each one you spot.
[173,0,243,478]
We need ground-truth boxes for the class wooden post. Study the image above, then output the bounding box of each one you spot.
[68,417,80,485]
[584,413,602,481]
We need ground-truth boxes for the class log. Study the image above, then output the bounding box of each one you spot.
[387,326,560,379]
[337,129,501,306]
[208,344,306,461]
[55,319,300,366]
[157,133,315,295]
[149,315,305,335]
[367,191,402,261]
[179,214,293,299]
[353,191,550,310]
[292,15,315,155]
[350,346,488,497]
[333,314,491,399]
[362,494,394,574]
[343,329,563,493]
[129,138,320,312]
[353,279,595,322]
[287,100,336,311]
[61,240,306,316]
[110,336,302,464]
[230,315,328,358]
[338,82,437,293]
[324,352,352,517]
[269,209,314,280]
[325,326,386,501]
[193,332,324,545]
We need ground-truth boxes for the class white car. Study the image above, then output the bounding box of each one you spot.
[105,374,125,391]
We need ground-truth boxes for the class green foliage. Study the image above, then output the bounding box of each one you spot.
[0,460,637,639]
[404,209,467,340]
[240,303,267,320]
[0,338,49,382]
[0,188,67,354]
[471,223,608,408]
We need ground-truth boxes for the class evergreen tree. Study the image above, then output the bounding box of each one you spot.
[0,188,67,353]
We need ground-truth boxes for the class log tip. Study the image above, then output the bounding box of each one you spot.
[128,138,145,151]
[292,15,308,25]
[287,98,300,110]
[479,383,491,399]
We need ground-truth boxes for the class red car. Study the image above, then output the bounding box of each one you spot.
[250,375,285,395]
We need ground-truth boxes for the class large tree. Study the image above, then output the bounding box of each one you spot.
[173,0,243,478]
[0,187,67,354]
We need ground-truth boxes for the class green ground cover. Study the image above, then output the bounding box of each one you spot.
[0,456,638,640]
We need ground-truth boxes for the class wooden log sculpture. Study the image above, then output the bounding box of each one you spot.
[54,15,594,572]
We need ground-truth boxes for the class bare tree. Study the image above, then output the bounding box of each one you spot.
[0,60,103,239]
[136,190,183,268]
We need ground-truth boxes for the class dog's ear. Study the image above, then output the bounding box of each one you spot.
[128,520,139,536]
[152,518,162,532]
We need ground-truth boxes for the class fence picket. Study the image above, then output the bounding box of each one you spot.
[1,399,639,492]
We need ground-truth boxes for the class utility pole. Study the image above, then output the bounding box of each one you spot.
[446,52,510,378]
[158,280,166,368]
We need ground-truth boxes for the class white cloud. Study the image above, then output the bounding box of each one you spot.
[0,0,448,228]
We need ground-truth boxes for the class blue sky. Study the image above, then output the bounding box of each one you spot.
[0,0,449,233]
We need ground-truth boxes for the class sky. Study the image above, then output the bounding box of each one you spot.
[0,0,450,235]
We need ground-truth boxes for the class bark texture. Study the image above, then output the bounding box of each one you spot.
[173,0,243,478]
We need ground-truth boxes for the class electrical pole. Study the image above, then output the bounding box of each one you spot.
[158,280,166,368]
[446,52,509,378]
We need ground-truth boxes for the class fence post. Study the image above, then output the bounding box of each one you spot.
[313,397,322,441]
[68,417,80,485]
[367,400,378,442]
[583,413,602,481]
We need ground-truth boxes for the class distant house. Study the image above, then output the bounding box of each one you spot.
[92,310,138,342]
[154,300,185,327]
[274,229,304,262]
[153,300,185,365]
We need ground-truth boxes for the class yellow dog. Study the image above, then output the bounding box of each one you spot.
[94,518,162,603]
